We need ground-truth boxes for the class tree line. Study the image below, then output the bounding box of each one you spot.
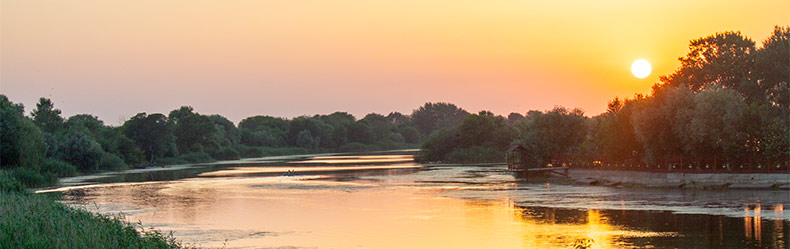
[0,96,469,187]
[418,26,789,169]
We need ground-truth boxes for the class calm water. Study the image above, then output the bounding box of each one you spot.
[40,152,789,249]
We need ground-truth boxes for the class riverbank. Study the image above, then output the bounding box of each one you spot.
[0,174,191,248]
[560,168,790,189]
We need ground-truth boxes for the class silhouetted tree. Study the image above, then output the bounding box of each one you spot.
[31,97,64,134]
[411,102,469,136]
[122,113,176,163]
[661,31,758,100]
[0,95,47,169]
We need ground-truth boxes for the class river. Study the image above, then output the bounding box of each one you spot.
[39,151,789,249]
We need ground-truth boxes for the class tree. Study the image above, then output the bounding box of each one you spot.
[0,95,47,169]
[418,111,514,163]
[632,86,692,164]
[506,112,525,125]
[754,25,789,109]
[457,111,513,149]
[122,113,176,163]
[589,96,644,162]
[360,113,392,142]
[320,112,356,147]
[287,116,331,147]
[31,97,64,134]
[56,132,104,172]
[64,114,144,165]
[296,130,319,149]
[395,124,421,144]
[65,114,104,136]
[386,112,410,125]
[411,102,469,136]
[660,31,760,102]
[682,87,750,160]
[516,107,587,167]
[238,115,289,147]
[209,115,240,147]
[168,106,217,154]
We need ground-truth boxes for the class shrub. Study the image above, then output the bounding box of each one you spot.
[57,132,104,172]
[445,146,504,164]
[40,158,77,177]
[237,145,263,158]
[210,147,240,160]
[0,170,25,193]
[99,153,128,171]
[0,191,191,248]
[340,142,369,152]
[178,152,214,163]
[9,167,57,188]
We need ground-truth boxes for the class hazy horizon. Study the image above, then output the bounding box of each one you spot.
[2,0,788,124]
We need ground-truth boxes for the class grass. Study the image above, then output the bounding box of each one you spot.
[0,173,192,249]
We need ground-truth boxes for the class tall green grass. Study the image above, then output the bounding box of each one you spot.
[0,174,191,249]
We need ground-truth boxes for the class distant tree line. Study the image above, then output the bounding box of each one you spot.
[418,26,789,168]
[0,95,468,187]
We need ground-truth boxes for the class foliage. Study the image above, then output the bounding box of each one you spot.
[754,26,790,109]
[0,95,48,170]
[39,159,77,178]
[238,115,289,147]
[0,170,25,193]
[516,107,588,167]
[169,106,219,154]
[660,31,758,100]
[99,153,128,171]
[55,132,105,172]
[445,146,503,163]
[418,111,514,163]
[123,113,177,163]
[30,97,64,134]
[155,152,215,165]
[411,102,469,136]
[0,190,191,249]
[7,167,57,188]
[600,26,790,165]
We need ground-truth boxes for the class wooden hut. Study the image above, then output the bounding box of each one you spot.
[505,144,529,172]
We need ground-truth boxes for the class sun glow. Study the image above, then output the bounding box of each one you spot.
[631,59,652,79]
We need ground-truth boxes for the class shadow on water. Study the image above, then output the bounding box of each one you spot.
[514,205,789,249]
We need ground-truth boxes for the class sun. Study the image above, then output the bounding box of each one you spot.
[631,59,651,79]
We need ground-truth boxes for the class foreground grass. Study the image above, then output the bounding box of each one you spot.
[0,187,191,249]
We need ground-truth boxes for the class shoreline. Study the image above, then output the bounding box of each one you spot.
[555,168,790,190]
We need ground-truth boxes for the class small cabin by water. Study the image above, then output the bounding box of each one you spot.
[506,144,569,180]
[505,144,529,172]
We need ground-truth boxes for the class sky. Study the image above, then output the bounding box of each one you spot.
[1,0,788,125]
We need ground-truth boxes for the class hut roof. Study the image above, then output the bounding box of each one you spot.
[506,144,527,153]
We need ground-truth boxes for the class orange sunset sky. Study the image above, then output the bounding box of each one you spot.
[1,0,788,124]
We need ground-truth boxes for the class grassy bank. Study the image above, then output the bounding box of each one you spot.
[0,173,190,249]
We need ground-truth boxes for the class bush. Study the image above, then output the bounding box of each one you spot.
[156,152,215,165]
[57,132,104,172]
[259,147,307,156]
[210,147,240,160]
[0,170,25,193]
[445,146,505,164]
[9,167,57,188]
[178,152,214,163]
[237,145,263,158]
[40,158,77,177]
[340,142,370,152]
[99,153,128,171]
[0,191,190,248]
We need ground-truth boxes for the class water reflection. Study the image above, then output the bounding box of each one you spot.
[44,153,790,249]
